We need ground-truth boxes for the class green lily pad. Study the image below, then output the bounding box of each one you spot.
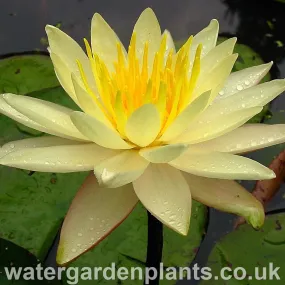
[0,239,60,284]
[63,202,207,285]
[0,54,59,94]
[0,54,87,260]
[0,87,87,259]
[200,213,285,284]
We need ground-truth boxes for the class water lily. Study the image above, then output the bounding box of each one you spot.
[1,7,285,265]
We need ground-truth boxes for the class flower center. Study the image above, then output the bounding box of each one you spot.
[77,34,202,138]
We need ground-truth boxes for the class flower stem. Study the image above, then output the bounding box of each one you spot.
[145,211,163,285]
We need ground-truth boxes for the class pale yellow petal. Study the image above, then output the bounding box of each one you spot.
[183,173,264,228]
[206,79,285,117]
[50,52,77,103]
[125,104,161,147]
[215,62,273,100]
[133,164,191,235]
[199,37,236,78]
[0,136,81,159]
[173,107,262,144]
[162,30,176,59]
[0,95,52,135]
[133,8,161,68]
[159,91,210,142]
[94,150,149,188]
[139,144,189,163]
[91,13,127,72]
[0,144,117,173]
[193,54,238,101]
[195,124,285,154]
[3,94,88,141]
[71,74,113,128]
[45,25,96,91]
[170,149,275,180]
[189,19,219,64]
[57,173,138,265]
[71,111,133,149]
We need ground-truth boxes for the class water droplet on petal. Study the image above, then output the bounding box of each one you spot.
[237,85,243,91]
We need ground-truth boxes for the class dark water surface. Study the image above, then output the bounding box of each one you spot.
[1,0,285,284]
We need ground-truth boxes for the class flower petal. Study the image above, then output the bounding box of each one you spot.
[0,95,52,135]
[57,173,138,265]
[190,19,219,63]
[173,107,262,144]
[3,94,88,141]
[139,144,189,163]
[206,79,285,118]
[71,74,113,128]
[170,149,275,180]
[162,30,176,59]
[194,54,238,101]
[0,136,81,158]
[71,111,133,149]
[215,62,273,101]
[45,25,95,91]
[125,104,161,147]
[199,37,236,78]
[159,91,211,142]
[50,52,77,104]
[94,150,149,188]
[182,173,264,228]
[194,124,285,154]
[133,164,191,235]
[91,13,127,72]
[0,144,117,172]
[133,8,161,68]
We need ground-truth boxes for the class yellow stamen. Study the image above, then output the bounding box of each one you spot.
[78,33,202,142]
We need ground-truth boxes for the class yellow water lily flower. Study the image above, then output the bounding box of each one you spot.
[1,8,285,265]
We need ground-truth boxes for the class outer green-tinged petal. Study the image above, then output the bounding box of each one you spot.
[163,30,176,59]
[200,38,236,78]
[139,144,189,163]
[50,52,77,103]
[190,19,219,63]
[57,173,138,265]
[91,13,127,72]
[203,80,285,120]
[125,104,161,147]
[216,62,273,100]
[71,74,113,128]
[0,136,81,158]
[133,8,161,69]
[0,95,53,135]
[94,150,149,188]
[159,91,210,142]
[71,111,133,149]
[133,164,191,235]
[173,107,262,144]
[3,94,88,141]
[195,124,285,154]
[0,144,117,172]
[193,54,238,101]
[45,25,96,91]
[182,173,265,228]
[170,149,275,180]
